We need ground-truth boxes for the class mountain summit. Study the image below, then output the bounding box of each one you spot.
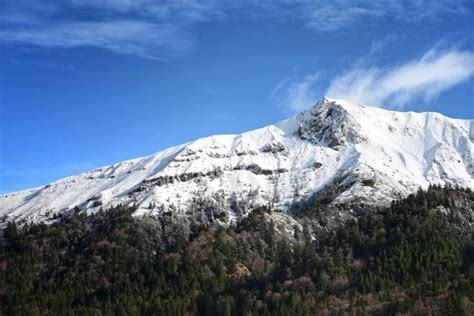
[1,98,473,224]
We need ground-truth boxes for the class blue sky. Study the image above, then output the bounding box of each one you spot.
[1,0,473,192]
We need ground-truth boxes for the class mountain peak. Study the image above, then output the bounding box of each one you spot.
[1,100,472,225]
[310,97,366,111]
[297,97,366,148]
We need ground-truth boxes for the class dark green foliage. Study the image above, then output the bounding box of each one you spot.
[0,186,473,315]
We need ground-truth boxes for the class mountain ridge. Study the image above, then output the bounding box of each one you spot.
[1,97,473,225]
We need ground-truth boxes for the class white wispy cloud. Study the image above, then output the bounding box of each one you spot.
[0,20,193,61]
[306,4,381,31]
[304,0,471,31]
[0,0,218,60]
[288,75,318,111]
[0,0,471,60]
[272,75,322,112]
[325,48,474,108]
[369,33,401,57]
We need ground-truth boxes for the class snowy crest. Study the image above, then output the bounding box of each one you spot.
[1,98,473,225]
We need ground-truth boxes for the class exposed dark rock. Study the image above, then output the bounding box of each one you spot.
[233,164,288,176]
[142,168,224,188]
[361,179,376,187]
[297,99,365,149]
[261,142,287,154]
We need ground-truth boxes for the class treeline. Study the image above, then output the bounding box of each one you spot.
[0,185,473,315]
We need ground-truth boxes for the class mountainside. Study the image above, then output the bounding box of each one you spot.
[1,98,473,225]
[2,186,473,315]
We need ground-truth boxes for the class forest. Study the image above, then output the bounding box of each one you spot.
[1,185,473,315]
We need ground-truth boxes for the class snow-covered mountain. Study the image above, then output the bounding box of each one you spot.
[1,98,473,225]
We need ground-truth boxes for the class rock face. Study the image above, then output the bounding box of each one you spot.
[1,97,473,225]
[297,98,366,148]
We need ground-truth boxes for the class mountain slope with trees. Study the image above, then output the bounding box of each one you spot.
[1,185,473,315]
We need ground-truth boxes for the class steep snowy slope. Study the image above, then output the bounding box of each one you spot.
[1,98,473,224]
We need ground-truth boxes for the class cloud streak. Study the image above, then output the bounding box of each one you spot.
[0,0,471,60]
[305,0,471,31]
[0,20,193,61]
[272,75,322,112]
[325,48,474,108]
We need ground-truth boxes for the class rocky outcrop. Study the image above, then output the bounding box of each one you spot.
[297,98,366,148]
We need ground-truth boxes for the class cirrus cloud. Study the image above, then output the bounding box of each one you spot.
[0,0,472,60]
[0,20,193,61]
[325,48,474,108]
[271,75,322,112]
